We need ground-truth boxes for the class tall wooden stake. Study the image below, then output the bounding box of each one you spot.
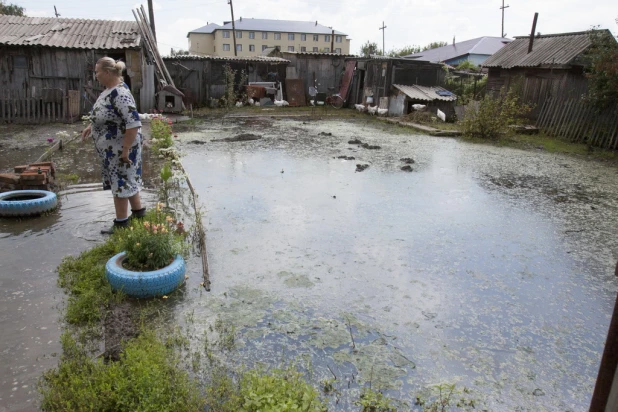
[147,0,157,42]
[228,0,237,56]
[528,13,539,54]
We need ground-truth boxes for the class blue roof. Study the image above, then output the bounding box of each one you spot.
[189,18,346,36]
[403,37,512,63]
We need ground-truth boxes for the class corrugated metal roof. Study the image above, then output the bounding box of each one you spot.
[0,15,140,49]
[281,51,356,57]
[403,37,512,63]
[188,23,222,35]
[393,84,457,102]
[163,54,290,64]
[483,31,596,69]
[189,18,346,36]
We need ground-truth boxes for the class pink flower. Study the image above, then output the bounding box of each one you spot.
[47,138,54,143]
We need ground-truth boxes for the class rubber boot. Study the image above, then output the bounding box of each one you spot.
[129,208,147,220]
[100,218,130,235]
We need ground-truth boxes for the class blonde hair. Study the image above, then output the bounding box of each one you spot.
[96,57,125,80]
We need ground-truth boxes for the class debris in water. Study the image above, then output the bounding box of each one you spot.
[400,158,415,164]
[356,164,369,172]
[401,165,413,172]
[337,156,356,160]
[212,133,262,142]
[348,138,362,145]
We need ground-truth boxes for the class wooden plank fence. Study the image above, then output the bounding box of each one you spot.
[0,89,80,124]
[536,97,618,149]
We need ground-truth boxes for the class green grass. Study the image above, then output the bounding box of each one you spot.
[40,330,204,412]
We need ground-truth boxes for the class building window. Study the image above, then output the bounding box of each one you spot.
[223,31,230,38]
[274,33,281,40]
[335,48,341,54]
[288,33,294,41]
[313,34,319,41]
[325,35,331,42]
[223,44,230,51]
[336,35,342,43]
[288,46,294,52]
[236,44,242,51]
[301,46,307,52]
[249,31,255,39]
[13,55,27,69]
[262,45,268,51]
[236,31,242,38]
[324,47,330,52]
[301,34,306,41]
[313,47,318,52]
[262,32,268,39]
[249,44,255,52]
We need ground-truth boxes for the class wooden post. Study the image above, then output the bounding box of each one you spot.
[528,13,539,54]
[229,0,237,56]
[147,0,157,41]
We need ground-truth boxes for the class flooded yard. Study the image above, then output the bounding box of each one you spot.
[1,116,617,410]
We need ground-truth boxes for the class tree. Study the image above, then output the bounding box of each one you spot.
[387,45,421,57]
[423,41,448,51]
[359,41,380,57]
[0,0,25,16]
[585,28,618,110]
[170,48,190,56]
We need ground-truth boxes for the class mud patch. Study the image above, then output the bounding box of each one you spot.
[213,134,262,142]
[336,156,356,160]
[401,165,413,172]
[400,158,415,164]
[356,164,370,172]
[104,301,139,361]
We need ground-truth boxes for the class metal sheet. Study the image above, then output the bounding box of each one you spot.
[338,60,356,102]
[285,79,305,107]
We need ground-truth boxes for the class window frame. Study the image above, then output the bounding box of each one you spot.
[288,46,295,52]
[262,32,268,39]
[223,31,230,38]
[274,33,281,40]
[313,34,319,41]
[223,44,231,51]
[236,31,242,39]
[301,34,306,41]
[336,35,342,43]
[249,31,255,39]
[236,44,242,51]
[324,35,331,42]
[288,33,295,41]
[249,44,255,52]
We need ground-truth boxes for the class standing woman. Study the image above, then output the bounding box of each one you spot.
[82,57,146,234]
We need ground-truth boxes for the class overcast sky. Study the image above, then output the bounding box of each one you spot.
[15,0,618,55]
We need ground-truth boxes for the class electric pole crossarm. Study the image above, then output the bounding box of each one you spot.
[379,21,387,56]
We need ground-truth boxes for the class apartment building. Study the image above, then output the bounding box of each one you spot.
[188,18,351,56]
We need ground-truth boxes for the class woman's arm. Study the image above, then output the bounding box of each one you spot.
[121,127,139,163]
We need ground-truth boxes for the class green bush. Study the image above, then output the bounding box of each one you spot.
[40,330,204,411]
[461,90,532,139]
[150,116,174,151]
[355,388,396,412]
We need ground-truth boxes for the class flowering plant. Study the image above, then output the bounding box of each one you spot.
[150,115,174,151]
[114,204,187,271]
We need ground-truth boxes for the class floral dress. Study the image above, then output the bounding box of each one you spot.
[90,83,143,198]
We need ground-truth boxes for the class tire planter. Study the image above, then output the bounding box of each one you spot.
[106,252,186,298]
[0,190,58,217]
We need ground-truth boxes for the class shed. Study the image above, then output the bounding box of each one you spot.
[347,56,446,109]
[163,54,289,107]
[0,15,154,123]
[482,30,611,115]
[280,51,355,104]
[390,84,457,118]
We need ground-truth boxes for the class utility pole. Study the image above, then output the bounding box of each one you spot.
[500,0,510,38]
[379,21,387,55]
[147,0,157,42]
[330,29,334,53]
[53,5,60,18]
[228,0,237,56]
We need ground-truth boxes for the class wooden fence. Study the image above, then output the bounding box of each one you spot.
[536,97,618,149]
[0,89,80,124]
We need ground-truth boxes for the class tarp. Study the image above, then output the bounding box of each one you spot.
[338,60,356,102]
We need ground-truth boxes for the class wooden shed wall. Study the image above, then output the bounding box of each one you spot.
[164,59,287,107]
[486,67,589,117]
[0,45,149,119]
[284,54,347,99]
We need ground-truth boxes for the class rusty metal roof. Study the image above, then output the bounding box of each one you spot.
[482,31,595,69]
[0,15,140,49]
[281,51,356,57]
[393,84,457,102]
[163,54,290,64]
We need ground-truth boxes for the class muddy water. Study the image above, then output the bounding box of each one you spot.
[0,141,159,412]
[178,118,618,411]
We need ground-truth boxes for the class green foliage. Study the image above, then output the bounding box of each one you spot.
[387,45,421,57]
[116,206,186,272]
[204,366,327,411]
[406,111,435,124]
[585,28,618,110]
[170,48,190,56]
[461,89,532,139]
[39,330,204,411]
[360,41,381,56]
[220,64,248,109]
[415,383,477,411]
[0,0,25,16]
[355,388,396,412]
[423,41,448,51]
[455,60,478,71]
[150,115,173,151]
[57,241,118,326]
[160,162,172,183]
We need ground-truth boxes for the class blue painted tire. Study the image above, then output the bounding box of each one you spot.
[0,190,58,217]
[106,252,186,298]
